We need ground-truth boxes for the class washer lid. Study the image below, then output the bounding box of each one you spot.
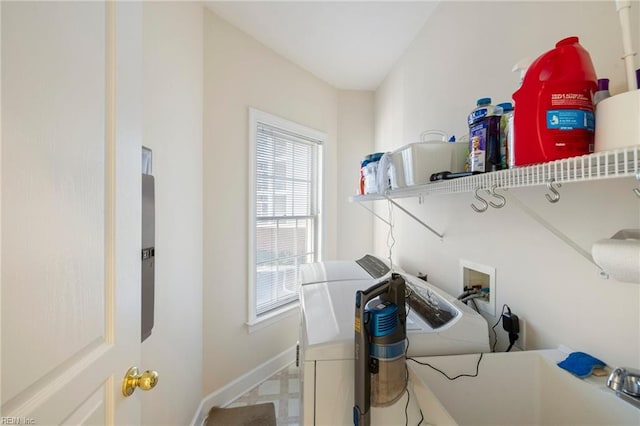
[299,254,390,286]
[300,279,366,350]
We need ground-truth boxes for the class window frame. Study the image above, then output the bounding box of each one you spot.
[247,108,326,330]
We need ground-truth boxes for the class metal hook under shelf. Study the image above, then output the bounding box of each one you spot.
[485,184,507,209]
[471,187,489,213]
[634,173,640,198]
[545,178,562,203]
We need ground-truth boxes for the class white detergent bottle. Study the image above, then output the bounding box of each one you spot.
[508,59,531,168]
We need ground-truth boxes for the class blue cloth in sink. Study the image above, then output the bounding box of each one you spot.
[557,351,606,378]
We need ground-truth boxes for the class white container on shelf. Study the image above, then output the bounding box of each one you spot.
[594,89,640,152]
[390,131,467,189]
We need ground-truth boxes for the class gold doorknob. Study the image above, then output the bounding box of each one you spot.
[122,367,159,397]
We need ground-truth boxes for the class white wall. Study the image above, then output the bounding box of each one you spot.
[337,90,375,259]
[375,1,640,368]
[203,9,341,395]
[142,3,203,424]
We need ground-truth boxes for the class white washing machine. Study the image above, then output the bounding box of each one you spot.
[298,254,490,426]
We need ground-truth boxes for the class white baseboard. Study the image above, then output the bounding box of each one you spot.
[190,345,297,426]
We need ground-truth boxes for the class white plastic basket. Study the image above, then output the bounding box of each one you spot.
[389,131,467,189]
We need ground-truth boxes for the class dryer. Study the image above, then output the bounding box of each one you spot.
[298,254,489,426]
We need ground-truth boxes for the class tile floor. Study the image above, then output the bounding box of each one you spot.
[227,363,301,426]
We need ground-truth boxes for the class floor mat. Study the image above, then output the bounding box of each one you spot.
[206,402,276,426]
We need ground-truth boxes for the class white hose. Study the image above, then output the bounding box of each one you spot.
[616,0,638,91]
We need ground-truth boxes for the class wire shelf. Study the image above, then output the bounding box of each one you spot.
[351,145,640,201]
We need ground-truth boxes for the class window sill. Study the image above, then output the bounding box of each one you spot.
[246,302,300,333]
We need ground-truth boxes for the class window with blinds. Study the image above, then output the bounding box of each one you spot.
[249,109,325,321]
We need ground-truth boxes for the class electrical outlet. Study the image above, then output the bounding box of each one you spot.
[459,260,496,316]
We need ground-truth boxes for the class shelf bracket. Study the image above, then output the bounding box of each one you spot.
[384,196,444,241]
[355,200,391,227]
[506,192,598,267]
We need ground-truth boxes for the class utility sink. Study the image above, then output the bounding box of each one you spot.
[408,349,640,425]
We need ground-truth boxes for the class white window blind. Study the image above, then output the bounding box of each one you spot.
[250,111,324,319]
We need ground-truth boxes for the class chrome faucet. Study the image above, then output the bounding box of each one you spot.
[607,367,640,409]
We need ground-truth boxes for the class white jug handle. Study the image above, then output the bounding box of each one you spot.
[420,130,448,142]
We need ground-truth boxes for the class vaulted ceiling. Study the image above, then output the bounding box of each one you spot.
[205,1,441,90]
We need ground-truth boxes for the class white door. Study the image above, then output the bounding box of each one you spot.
[2,2,146,424]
